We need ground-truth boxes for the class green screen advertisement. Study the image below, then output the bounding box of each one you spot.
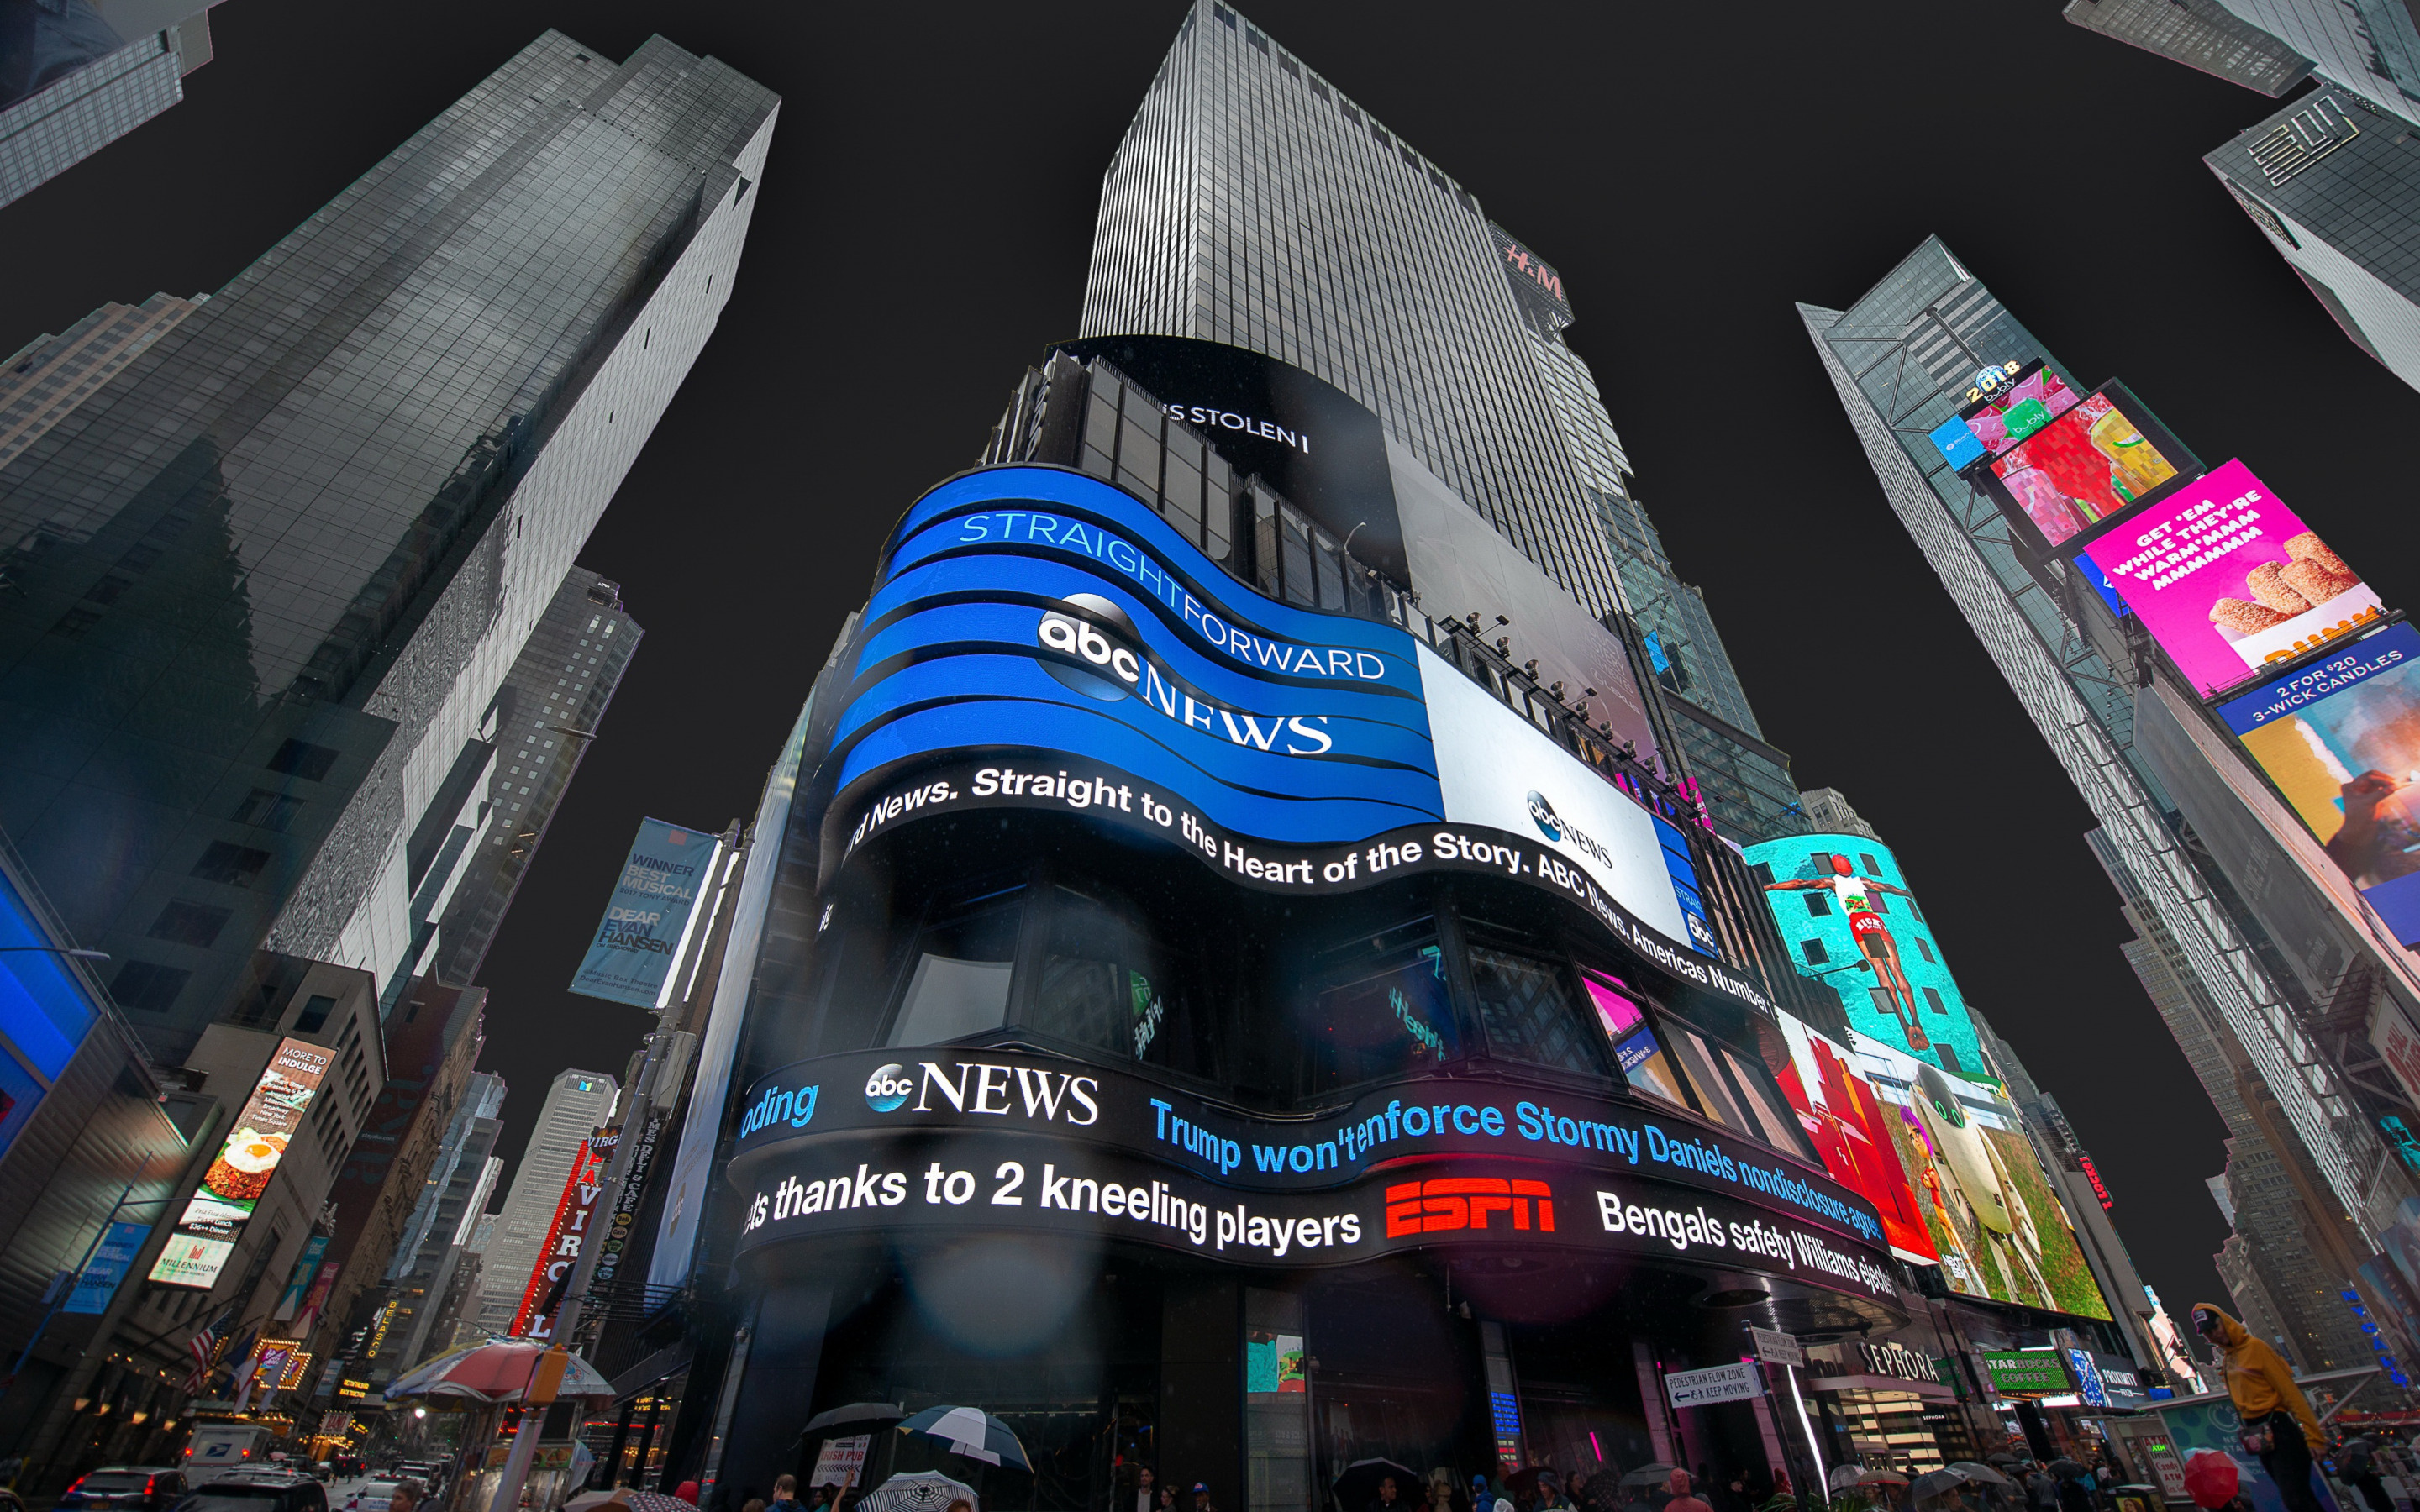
[1854,1032,2114,1320]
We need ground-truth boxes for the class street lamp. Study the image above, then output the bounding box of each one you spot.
[0,946,108,959]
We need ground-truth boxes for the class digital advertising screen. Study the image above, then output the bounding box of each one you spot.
[176,1037,334,1240]
[2217,621,2420,946]
[1928,360,2084,473]
[1851,1032,2115,1320]
[1771,1015,1939,1264]
[2081,459,2384,696]
[1982,382,2195,557]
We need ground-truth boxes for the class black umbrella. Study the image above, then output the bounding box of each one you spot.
[792,1401,908,1453]
[803,1402,908,1436]
[1620,1467,1679,1490]
[2046,1462,2087,1481]
[1334,1459,1423,1512]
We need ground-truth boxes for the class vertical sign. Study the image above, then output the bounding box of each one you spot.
[512,1127,618,1338]
[61,1221,152,1315]
[150,1037,333,1288]
[587,1111,660,1296]
[272,1234,330,1320]
[571,820,721,1007]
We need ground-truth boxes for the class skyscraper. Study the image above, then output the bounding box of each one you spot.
[1801,239,2413,1321]
[373,1071,506,1378]
[2060,0,2312,96]
[1078,0,1804,842]
[430,570,642,984]
[0,4,221,210]
[2205,89,2420,398]
[0,32,777,1060]
[473,1068,616,1338]
[0,293,201,469]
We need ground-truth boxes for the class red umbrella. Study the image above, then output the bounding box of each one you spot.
[383,1339,613,1403]
[2181,1452,2238,1511]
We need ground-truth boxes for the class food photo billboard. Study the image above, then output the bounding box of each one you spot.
[1851,1032,2114,1320]
[2217,621,2420,946]
[2081,459,2383,696]
[149,1037,333,1288]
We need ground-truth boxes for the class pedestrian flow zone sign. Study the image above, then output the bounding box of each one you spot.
[1665,1361,1765,1407]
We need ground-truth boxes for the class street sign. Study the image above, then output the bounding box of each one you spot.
[1749,1326,1804,1368]
[811,1433,871,1488]
[1665,1361,1765,1407]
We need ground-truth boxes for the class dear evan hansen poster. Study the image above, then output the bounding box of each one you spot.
[571,818,722,1007]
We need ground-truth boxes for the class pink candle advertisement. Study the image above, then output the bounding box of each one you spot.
[2078,458,2382,695]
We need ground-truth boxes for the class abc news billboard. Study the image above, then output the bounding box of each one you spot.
[825,465,1744,1001]
[725,1047,1896,1302]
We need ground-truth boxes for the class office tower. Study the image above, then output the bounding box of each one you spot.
[430,571,642,984]
[2215,1230,2299,1353]
[0,33,776,1062]
[2060,0,2312,95]
[1802,242,2411,1314]
[473,1068,615,1337]
[2206,90,2420,397]
[1078,0,1805,843]
[0,4,220,210]
[0,294,201,469]
[372,1073,506,1378]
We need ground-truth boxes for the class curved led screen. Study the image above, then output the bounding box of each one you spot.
[824,465,1734,990]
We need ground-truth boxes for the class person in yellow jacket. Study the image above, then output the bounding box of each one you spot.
[2193,1304,2328,1512]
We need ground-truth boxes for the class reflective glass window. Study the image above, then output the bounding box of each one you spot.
[887,893,1023,1047]
[1467,944,1601,1078]
[1300,926,1455,1095]
[1581,972,1688,1108]
[1028,886,1211,1078]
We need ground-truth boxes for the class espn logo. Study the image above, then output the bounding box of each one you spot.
[1384,1178,1555,1236]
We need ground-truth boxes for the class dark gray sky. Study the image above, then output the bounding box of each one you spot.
[8,0,2413,1324]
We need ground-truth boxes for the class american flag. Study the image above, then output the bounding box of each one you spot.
[182,1313,227,1394]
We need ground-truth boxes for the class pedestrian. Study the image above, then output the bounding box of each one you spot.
[774,1478,800,1509]
[1158,1486,1179,1512]
[1134,1468,1159,1512]
[1759,1472,1796,1512]
[1375,1477,1410,1512]
[1667,1472,1714,1512]
[2337,1436,2392,1512]
[2055,1471,2093,1512]
[2026,1467,2057,1512]
[1194,1483,1218,1512]
[2196,1304,2328,1512]
[391,1483,423,1512]
[1716,1473,1752,1512]
[742,1499,766,1512]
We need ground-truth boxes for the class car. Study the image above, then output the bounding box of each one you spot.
[176,1472,328,1512]
[63,1469,189,1512]
[340,1481,404,1512]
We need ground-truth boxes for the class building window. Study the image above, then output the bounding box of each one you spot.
[1916,937,1935,963]
[1747,861,1773,886]
[112,960,191,1013]
[1802,937,1829,965]
[234,789,304,832]
[267,739,340,781]
[1467,944,1601,1078]
[192,842,272,887]
[885,891,1023,1047]
[1582,972,1689,1109]
[1808,852,1831,876]
[1859,853,1881,876]
[147,901,231,948]
[1867,891,1888,913]
[1805,891,1832,917]
[1924,986,1947,1016]
[1936,1044,1963,1075]
[1300,921,1456,1095]
[295,995,339,1034]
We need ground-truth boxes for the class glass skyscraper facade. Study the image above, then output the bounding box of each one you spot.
[0,32,776,1061]
[2206,88,2420,397]
[1079,0,1803,843]
[0,9,215,210]
[1801,237,2412,1282]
